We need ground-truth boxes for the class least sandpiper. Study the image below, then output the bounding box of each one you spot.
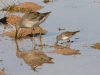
[56,30,80,45]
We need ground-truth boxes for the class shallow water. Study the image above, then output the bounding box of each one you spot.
[0,0,100,75]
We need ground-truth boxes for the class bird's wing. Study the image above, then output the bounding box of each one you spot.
[21,11,32,20]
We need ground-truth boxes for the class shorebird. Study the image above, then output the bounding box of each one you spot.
[15,10,51,45]
[56,30,80,45]
[15,40,54,72]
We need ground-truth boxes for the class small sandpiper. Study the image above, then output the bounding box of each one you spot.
[56,30,80,45]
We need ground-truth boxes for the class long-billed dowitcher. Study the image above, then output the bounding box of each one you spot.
[15,40,54,72]
[56,30,80,45]
[15,11,51,44]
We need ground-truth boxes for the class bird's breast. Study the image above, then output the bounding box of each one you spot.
[62,36,69,40]
[23,20,38,28]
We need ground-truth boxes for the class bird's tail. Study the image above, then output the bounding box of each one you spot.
[44,57,54,64]
[75,30,80,33]
[72,30,80,35]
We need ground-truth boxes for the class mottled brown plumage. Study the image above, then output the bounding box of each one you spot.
[15,11,51,29]
[56,30,80,44]
[14,11,51,45]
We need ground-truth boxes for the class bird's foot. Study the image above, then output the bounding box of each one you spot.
[31,66,39,73]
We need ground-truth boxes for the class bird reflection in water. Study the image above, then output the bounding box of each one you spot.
[15,40,54,72]
[53,43,81,55]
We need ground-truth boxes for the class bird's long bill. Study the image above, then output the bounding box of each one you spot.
[45,12,51,19]
[39,27,42,38]
[39,27,42,45]
[41,12,51,23]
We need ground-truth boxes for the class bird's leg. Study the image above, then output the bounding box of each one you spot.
[19,28,23,38]
[55,40,58,45]
[33,45,37,50]
[15,27,19,39]
[39,27,42,45]
[31,28,36,45]
[17,28,23,38]
[31,64,39,73]
[68,40,70,43]
[66,40,70,47]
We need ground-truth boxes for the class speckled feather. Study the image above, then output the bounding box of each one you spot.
[56,30,80,40]
[15,11,51,28]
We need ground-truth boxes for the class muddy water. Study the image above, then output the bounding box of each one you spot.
[0,0,100,75]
